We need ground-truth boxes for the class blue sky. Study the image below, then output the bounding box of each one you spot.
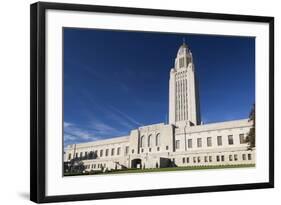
[63,28,255,147]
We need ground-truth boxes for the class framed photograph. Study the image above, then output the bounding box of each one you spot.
[30,2,274,203]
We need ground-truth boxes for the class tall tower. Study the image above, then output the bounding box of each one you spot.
[169,41,201,126]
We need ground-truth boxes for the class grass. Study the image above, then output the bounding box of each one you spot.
[64,164,255,176]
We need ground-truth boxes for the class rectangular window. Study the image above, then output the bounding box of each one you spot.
[221,155,225,161]
[209,156,212,162]
[242,154,246,160]
[234,154,238,161]
[204,156,208,162]
[105,149,109,156]
[229,155,233,161]
[176,140,180,149]
[228,135,234,145]
[100,150,103,157]
[182,158,185,163]
[197,157,201,163]
[188,139,192,148]
[186,157,189,163]
[157,147,160,151]
[217,136,222,146]
[239,134,245,144]
[117,147,121,155]
[125,146,129,155]
[111,148,115,156]
[216,155,220,162]
[248,154,252,160]
[197,138,202,148]
[166,146,169,150]
[85,151,88,157]
[207,137,212,147]
[80,152,83,158]
[94,164,96,168]
[149,148,152,152]
[68,153,71,160]
[193,157,196,163]
[75,153,78,158]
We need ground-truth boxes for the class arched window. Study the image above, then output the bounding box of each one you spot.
[155,133,160,146]
[140,135,145,147]
[148,135,152,147]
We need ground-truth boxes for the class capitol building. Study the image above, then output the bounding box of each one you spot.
[64,42,255,172]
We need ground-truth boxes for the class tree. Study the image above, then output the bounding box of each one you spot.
[64,158,85,174]
[246,104,255,149]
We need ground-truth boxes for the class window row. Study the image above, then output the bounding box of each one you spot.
[85,163,106,169]
[140,146,169,153]
[68,146,130,160]
[175,134,247,149]
[181,153,252,164]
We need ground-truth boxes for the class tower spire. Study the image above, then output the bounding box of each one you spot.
[182,37,186,45]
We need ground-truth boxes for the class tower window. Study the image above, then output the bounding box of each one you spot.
[179,57,185,68]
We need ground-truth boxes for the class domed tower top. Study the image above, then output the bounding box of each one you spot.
[175,39,193,70]
[177,42,189,56]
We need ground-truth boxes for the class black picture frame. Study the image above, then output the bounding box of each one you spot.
[30,1,274,203]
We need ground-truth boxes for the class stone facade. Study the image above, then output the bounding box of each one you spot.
[64,42,255,172]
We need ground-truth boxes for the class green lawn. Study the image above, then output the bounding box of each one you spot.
[64,164,255,176]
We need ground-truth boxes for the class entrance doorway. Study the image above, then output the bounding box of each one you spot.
[131,158,142,168]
